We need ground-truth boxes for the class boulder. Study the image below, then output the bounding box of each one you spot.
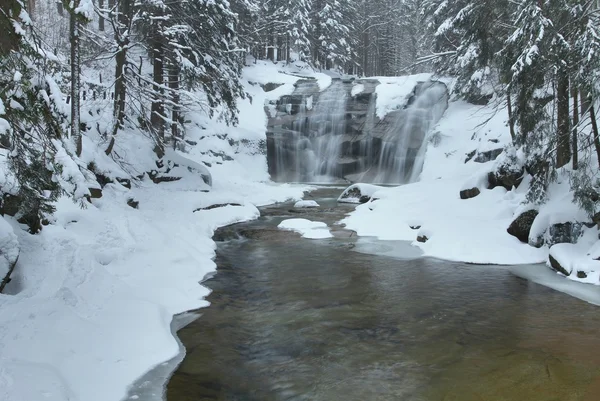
[0,194,21,217]
[416,235,429,243]
[88,188,103,199]
[488,166,524,191]
[459,187,480,200]
[507,210,539,243]
[547,222,583,247]
[474,148,503,163]
[127,198,139,209]
[548,254,570,276]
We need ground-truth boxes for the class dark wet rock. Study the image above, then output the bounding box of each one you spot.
[359,195,371,204]
[465,150,476,163]
[0,194,21,217]
[127,198,139,209]
[410,225,421,230]
[474,148,503,163]
[488,166,524,191]
[577,271,588,279]
[194,203,242,212]
[548,254,570,276]
[507,210,538,243]
[459,187,480,200]
[417,235,429,243]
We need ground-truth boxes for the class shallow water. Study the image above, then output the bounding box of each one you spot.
[167,188,600,401]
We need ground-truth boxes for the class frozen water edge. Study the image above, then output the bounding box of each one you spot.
[123,312,200,401]
[510,264,600,307]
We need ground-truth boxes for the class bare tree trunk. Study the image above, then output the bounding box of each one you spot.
[556,72,571,168]
[151,31,165,157]
[168,59,180,149]
[70,3,82,157]
[507,91,516,142]
[572,86,579,170]
[98,0,105,31]
[106,0,133,156]
[590,100,600,170]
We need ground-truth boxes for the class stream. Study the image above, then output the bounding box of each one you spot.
[165,187,600,401]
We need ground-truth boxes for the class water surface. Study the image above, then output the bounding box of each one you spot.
[167,188,600,401]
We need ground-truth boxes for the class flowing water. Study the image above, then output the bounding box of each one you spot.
[166,187,600,401]
[268,80,448,184]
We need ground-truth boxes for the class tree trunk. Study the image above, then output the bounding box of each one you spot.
[168,59,180,149]
[70,4,82,157]
[106,0,133,156]
[151,31,165,158]
[506,91,516,142]
[98,0,104,31]
[590,100,600,170]
[572,86,579,170]
[0,1,22,55]
[556,72,570,168]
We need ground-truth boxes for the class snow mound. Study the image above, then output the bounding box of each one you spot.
[338,184,384,204]
[294,200,319,208]
[549,243,600,285]
[278,218,333,239]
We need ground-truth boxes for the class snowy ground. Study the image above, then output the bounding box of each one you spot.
[0,59,317,401]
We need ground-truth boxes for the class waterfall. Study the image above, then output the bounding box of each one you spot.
[267,79,448,184]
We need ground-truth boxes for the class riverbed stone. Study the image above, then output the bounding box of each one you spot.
[548,254,570,276]
[459,187,480,200]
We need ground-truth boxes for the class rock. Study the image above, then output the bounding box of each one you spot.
[507,210,539,243]
[0,194,21,217]
[127,198,139,209]
[338,184,382,204]
[548,254,570,276]
[464,150,476,163]
[488,166,524,191]
[116,177,132,189]
[262,83,284,92]
[294,200,319,208]
[410,225,421,230]
[459,187,480,200]
[547,222,583,247]
[416,235,429,243]
[474,148,503,163]
[359,195,371,204]
[577,271,588,279]
[194,203,242,212]
[88,188,103,199]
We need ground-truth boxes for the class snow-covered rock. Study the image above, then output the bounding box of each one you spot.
[338,184,383,204]
[278,218,333,239]
[0,216,19,282]
[549,243,600,284]
[294,200,319,208]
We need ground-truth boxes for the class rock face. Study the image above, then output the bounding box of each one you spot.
[507,210,539,243]
[266,78,449,183]
[459,187,480,200]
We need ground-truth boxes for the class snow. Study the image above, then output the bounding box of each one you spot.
[0,59,310,401]
[294,200,319,208]
[374,73,434,119]
[278,218,333,239]
[351,83,365,97]
[341,97,547,265]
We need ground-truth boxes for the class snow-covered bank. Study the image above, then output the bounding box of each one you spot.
[0,59,315,401]
[341,91,600,286]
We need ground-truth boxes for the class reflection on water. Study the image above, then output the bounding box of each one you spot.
[167,190,600,401]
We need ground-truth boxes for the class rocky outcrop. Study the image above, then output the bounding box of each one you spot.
[507,210,539,243]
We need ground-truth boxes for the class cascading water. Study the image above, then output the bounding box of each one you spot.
[266,79,448,184]
[278,81,349,182]
[367,81,448,184]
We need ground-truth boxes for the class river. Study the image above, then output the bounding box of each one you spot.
[165,187,600,401]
